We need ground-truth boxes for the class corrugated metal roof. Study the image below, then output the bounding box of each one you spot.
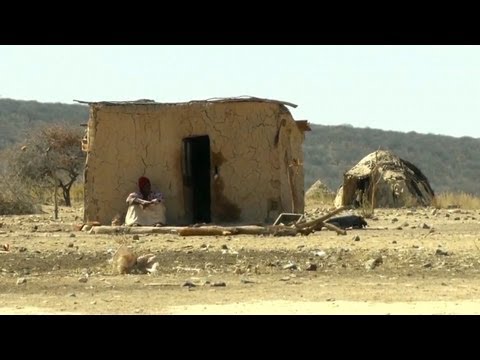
[73,96,298,108]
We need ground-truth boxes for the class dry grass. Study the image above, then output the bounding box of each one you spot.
[71,183,84,205]
[433,192,480,210]
[305,192,335,208]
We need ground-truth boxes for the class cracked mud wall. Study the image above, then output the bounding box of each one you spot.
[84,102,305,224]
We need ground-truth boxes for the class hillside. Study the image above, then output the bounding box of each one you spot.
[0,98,88,148]
[304,124,480,195]
[1,99,479,196]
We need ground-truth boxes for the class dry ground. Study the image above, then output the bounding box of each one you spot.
[1,205,480,314]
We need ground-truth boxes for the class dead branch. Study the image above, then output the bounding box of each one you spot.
[295,206,348,229]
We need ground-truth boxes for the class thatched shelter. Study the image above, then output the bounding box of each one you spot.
[334,150,435,208]
[79,96,311,225]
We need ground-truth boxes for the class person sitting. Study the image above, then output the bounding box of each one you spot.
[125,176,166,226]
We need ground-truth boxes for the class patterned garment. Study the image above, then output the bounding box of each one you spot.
[126,190,164,206]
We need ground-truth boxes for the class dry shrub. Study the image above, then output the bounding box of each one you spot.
[70,183,84,205]
[0,175,40,215]
[433,192,480,210]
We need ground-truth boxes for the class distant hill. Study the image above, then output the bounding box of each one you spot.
[1,99,479,195]
[0,98,88,148]
[304,124,480,196]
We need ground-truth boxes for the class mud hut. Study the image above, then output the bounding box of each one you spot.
[78,97,311,225]
[334,150,435,208]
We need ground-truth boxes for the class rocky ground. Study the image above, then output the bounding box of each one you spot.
[1,205,480,314]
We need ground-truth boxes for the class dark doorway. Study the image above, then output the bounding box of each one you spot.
[183,135,211,223]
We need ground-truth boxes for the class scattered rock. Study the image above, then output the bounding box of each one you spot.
[352,235,360,242]
[365,256,383,270]
[420,223,430,229]
[78,276,88,283]
[67,243,74,248]
[305,263,317,271]
[283,262,297,270]
[435,249,449,256]
[211,281,226,287]
[16,277,27,285]
[182,281,196,288]
[241,278,256,284]
[69,233,76,238]
[312,250,327,258]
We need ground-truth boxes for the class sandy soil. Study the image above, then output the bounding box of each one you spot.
[1,205,480,315]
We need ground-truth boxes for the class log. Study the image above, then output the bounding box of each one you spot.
[89,226,177,235]
[178,225,298,237]
[295,206,348,229]
[177,227,233,236]
[322,222,347,235]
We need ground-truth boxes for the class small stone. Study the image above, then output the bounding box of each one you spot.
[392,240,397,244]
[78,276,88,283]
[283,263,297,270]
[423,263,433,268]
[241,278,256,284]
[352,235,360,242]
[313,250,327,258]
[435,249,449,256]
[68,243,74,248]
[221,244,228,250]
[182,281,196,288]
[132,235,140,240]
[69,233,76,238]
[305,263,317,271]
[365,256,383,270]
[421,223,430,229]
[211,281,226,287]
[16,277,27,285]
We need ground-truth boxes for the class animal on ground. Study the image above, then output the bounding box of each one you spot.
[325,215,368,229]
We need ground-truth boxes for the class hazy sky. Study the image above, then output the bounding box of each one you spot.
[1,45,479,139]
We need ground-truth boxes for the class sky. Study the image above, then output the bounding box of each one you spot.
[1,45,479,139]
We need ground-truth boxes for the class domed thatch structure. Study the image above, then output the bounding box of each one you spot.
[334,150,435,208]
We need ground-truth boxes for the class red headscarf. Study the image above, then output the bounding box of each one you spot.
[138,176,151,190]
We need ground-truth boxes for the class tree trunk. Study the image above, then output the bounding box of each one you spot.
[59,179,75,207]
[62,185,71,207]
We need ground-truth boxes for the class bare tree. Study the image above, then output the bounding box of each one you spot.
[8,124,85,214]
